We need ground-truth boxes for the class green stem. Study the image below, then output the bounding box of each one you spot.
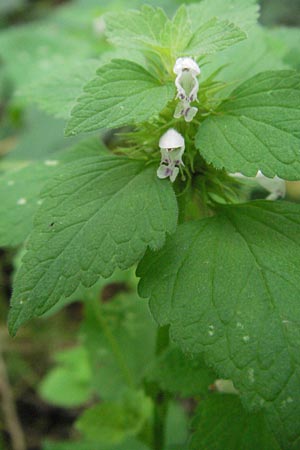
[90,297,135,388]
[152,326,170,450]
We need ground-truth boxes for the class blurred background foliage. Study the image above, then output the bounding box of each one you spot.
[0,0,299,449]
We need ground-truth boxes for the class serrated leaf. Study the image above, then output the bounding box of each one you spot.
[196,70,300,180]
[9,156,177,334]
[138,201,300,449]
[0,23,94,90]
[76,390,152,444]
[104,5,168,51]
[147,345,215,396]
[190,394,280,450]
[66,59,174,136]
[187,0,259,32]
[0,163,58,247]
[19,59,100,120]
[184,18,246,56]
[202,27,288,97]
[81,294,156,400]
[39,346,92,407]
[0,137,108,247]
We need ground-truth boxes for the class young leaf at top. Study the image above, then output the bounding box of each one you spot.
[8,156,178,335]
[65,59,174,136]
[104,5,168,51]
[187,0,259,32]
[138,201,300,449]
[196,70,300,180]
[190,394,280,450]
[183,18,246,56]
[105,5,246,61]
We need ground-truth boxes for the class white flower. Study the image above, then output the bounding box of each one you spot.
[173,57,201,122]
[157,129,185,182]
[231,171,286,200]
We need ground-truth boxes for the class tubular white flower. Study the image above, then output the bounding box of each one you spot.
[173,57,201,122]
[157,129,185,183]
[231,171,286,200]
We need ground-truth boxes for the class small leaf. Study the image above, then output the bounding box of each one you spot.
[66,59,174,136]
[184,18,246,56]
[187,0,259,32]
[9,156,177,334]
[39,346,92,407]
[147,345,215,396]
[76,390,152,445]
[190,394,280,450]
[138,201,300,449]
[196,70,300,180]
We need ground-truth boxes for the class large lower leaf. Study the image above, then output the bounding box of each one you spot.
[65,59,174,136]
[190,394,280,450]
[0,137,108,247]
[196,70,300,180]
[9,156,177,335]
[138,201,300,449]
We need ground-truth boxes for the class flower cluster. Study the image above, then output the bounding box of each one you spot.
[173,57,201,122]
[156,58,201,182]
[157,129,185,183]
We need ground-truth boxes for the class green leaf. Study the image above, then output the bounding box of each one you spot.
[190,394,280,450]
[43,437,151,450]
[187,0,259,32]
[66,60,171,135]
[196,70,300,180]
[81,294,156,400]
[76,390,152,445]
[147,345,215,396]
[202,27,288,97]
[104,6,168,51]
[39,346,92,407]
[9,156,177,334]
[0,137,108,247]
[19,59,100,120]
[66,59,174,136]
[267,28,300,70]
[184,18,246,56]
[2,110,70,165]
[0,23,94,90]
[0,163,57,247]
[138,201,300,449]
